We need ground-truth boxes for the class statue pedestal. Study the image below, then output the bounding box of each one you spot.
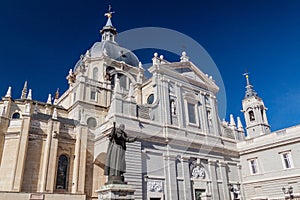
[97,184,136,200]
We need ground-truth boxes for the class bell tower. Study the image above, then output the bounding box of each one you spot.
[242,73,270,138]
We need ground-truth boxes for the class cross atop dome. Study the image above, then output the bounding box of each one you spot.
[105,5,114,19]
[100,5,117,41]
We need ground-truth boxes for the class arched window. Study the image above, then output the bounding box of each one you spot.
[12,112,20,119]
[93,67,98,80]
[249,110,255,121]
[260,107,264,121]
[56,155,69,190]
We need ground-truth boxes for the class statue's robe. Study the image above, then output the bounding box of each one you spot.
[104,127,136,176]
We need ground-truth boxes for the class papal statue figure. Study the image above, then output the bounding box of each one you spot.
[104,122,138,184]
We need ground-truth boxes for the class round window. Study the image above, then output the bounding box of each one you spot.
[147,94,154,104]
[87,117,97,129]
[12,112,20,119]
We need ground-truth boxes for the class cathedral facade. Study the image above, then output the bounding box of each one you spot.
[0,10,299,200]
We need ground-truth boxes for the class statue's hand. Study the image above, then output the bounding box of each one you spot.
[135,136,141,141]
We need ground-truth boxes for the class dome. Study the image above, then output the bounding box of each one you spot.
[90,40,139,67]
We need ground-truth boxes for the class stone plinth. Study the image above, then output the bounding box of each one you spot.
[97,184,136,200]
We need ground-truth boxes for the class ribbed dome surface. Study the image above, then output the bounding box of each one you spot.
[90,40,139,67]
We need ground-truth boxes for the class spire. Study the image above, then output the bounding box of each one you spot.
[5,87,12,98]
[237,117,244,131]
[27,89,32,100]
[229,114,236,128]
[100,5,117,41]
[243,72,257,98]
[47,94,52,105]
[21,81,27,99]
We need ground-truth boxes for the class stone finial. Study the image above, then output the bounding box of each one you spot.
[54,88,59,105]
[222,118,228,126]
[180,51,189,62]
[68,68,73,75]
[47,94,52,105]
[152,52,160,65]
[237,117,244,131]
[5,86,12,98]
[52,108,58,119]
[229,114,236,128]
[27,89,32,100]
[21,81,27,99]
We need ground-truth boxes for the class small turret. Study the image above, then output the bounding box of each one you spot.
[242,73,270,138]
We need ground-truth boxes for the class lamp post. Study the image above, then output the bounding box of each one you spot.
[282,186,294,200]
[228,182,241,200]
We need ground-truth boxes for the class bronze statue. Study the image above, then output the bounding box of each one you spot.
[104,122,138,184]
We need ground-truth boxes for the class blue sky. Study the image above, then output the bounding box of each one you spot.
[0,0,300,131]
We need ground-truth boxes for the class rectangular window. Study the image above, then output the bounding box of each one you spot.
[281,152,293,169]
[187,103,196,124]
[249,159,258,174]
[90,90,96,100]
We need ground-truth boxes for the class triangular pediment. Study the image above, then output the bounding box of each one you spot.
[168,61,219,93]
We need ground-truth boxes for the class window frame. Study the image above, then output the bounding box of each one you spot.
[55,154,69,190]
[90,88,97,101]
[248,158,259,175]
[280,151,294,169]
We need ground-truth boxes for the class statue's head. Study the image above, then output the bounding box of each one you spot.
[119,124,125,131]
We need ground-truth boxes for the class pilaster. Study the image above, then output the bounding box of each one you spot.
[72,125,88,194]
[219,161,230,200]
[181,157,193,200]
[0,116,9,166]
[78,126,88,193]
[12,115,31,191]
[163,153,179,200]
[201,93,209,133]
[46,119,60,192]
[207,160,220,200]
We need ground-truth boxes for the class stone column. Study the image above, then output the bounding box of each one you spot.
[163,153,178,200]
[219,161,230,200]
[11,115,31,191]
[208,160,220,200]
[181,157,192,200]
